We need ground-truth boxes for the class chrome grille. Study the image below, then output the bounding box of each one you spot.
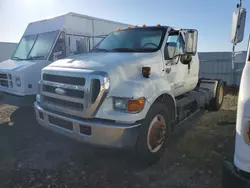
[40,68,109,118]
[43,74,85,86]
[0,73,12,88]
[43,96,84,111]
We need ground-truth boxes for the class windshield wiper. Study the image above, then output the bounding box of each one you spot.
[91,48,109,52]
[27,55,45,60]
[11,56,27,61]
[111,48,138,52]
[111,48,146,52]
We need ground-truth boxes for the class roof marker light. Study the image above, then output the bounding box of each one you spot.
[142,24,146,27]
[157,24,161,27]
[134,25,138,28]
[127,25,131,29]
[117,28,121,31]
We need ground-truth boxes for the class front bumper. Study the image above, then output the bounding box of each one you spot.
[222,160,250,188]
[0,91,35,107]
[34,102,141,149]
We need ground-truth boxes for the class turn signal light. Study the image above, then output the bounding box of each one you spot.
[127,99,145,113]
[142,67,151,78]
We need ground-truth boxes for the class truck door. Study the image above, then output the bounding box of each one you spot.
[163,31,187,96]
[49,32,66,62]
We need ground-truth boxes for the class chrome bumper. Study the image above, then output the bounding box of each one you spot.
[34,102,141,149]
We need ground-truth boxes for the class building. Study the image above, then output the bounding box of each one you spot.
[0,42,17,62]
[199,51,247,86]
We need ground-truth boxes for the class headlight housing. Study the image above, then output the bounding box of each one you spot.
[15,77,21,87]
[113,97,145,113]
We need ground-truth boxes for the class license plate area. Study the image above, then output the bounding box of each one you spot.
[48,116,73,131]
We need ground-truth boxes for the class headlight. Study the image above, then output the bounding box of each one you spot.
[15,77,21,87]
[113,97,145,113]
[114,98,127,111]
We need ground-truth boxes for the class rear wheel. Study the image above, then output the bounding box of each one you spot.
[208,80,224,111]
[136,102,170,165]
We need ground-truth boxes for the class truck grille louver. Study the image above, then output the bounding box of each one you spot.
[0,73,11,88]
[43,74,85,86]
[40,70,108,118]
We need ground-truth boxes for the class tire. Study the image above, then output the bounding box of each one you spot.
[136,101,171,165]
[208,80,224,111]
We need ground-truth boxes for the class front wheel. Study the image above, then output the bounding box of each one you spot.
[136,102,170,165]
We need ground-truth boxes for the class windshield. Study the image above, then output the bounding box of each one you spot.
[92,28,165,52]
[12,30,59,61]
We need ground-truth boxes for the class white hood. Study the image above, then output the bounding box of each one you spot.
[48,52,162,73]
[46,51,163,98]
[0,59,45,73]
[0,59,48,95]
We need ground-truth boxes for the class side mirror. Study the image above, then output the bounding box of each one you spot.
[180,55,192,65]
[184,30,198,55]
[53,51,62,61]
[231,7,246,44]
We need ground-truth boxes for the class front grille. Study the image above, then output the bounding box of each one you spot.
[0,80,8,87]
[0,74,7,79]
[43,85,84,98]
[43,74,85,86]
[40,70,107,118]
[0,73,10,88]
[44,96,84,110]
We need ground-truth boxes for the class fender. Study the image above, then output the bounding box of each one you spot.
[95,74,176,123]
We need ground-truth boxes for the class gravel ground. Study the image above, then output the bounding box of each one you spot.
[0,93,237,188]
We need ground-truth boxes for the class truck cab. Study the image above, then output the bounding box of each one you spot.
[35,25,224,163]
[0,12,128,107]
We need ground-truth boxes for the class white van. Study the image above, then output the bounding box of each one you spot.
[0,12,128,107]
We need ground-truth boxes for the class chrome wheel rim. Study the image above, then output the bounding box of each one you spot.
[147,114,167,153]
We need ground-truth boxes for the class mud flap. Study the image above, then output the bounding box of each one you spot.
[222,160,250,188]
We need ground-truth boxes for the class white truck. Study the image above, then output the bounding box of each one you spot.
[222,1,250,187]
[0,12,128,107]
[34,25,224,163]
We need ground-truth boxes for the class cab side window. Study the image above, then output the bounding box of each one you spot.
[49,33,66,61]
[164,33,185,60]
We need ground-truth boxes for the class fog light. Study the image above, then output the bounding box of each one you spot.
[39,111,44,120]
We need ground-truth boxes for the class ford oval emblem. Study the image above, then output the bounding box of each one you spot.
[55,88,66,95]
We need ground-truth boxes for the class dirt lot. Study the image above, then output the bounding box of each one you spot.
[0,93,237,188]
